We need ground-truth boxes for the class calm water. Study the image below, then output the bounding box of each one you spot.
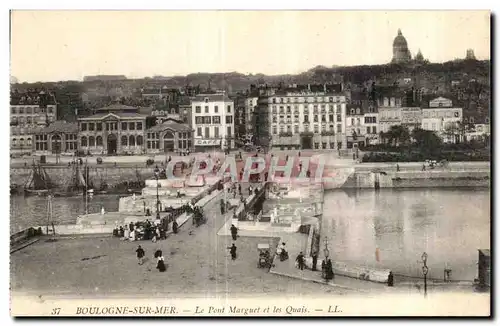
[321,189,490,281]
[10,194,121,233]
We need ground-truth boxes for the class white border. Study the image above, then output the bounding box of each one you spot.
[2,2,497,325]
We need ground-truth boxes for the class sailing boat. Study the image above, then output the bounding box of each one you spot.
[54,159,94,197]
[24,163,53,196]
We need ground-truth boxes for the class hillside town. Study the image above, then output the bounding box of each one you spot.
[10,29,490,158]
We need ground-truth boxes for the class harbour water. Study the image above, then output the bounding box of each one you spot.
[321,188,490,281]
[10,194,121,234]
[10,188,490,283]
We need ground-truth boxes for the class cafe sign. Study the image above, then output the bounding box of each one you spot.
[195,139,221,146]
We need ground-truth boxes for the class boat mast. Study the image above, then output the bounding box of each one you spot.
[46,194,52,235]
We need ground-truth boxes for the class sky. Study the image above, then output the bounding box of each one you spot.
[10,10,491,83]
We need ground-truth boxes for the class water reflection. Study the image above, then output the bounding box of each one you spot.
[321,188,490,281]
[10,194,121,233]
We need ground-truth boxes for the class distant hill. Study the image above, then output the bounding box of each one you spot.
[11,59,490,120]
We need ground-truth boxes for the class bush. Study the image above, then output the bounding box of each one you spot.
[96,157,103,164]
[146,159,154,166]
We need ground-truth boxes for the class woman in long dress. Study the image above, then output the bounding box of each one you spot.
[157,256,166,272]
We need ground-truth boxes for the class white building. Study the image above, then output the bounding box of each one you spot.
[268,90,347,150]
[378,106,402,133]
[191,93,234,152]
[421,97,463,143]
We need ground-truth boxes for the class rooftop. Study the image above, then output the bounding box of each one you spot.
[192,93,232,102]
[147,120,193,133]
[95,103,138,112]
[39,121,78,134]
[78,112,148,120]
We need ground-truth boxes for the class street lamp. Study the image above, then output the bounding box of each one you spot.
[154,165,161,221]
[323,238,330,259]
[421,252,429,297]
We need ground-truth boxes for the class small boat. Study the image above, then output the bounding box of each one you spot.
[24,188,50,196]
[24,163,53,196]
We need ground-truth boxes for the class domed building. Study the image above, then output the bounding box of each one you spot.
[391,29,412,64]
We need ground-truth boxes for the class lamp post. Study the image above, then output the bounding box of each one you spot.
[154,166,161,221]
[421,252,429,297]
[323,237,330,259]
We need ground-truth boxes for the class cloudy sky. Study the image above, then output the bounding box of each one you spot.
[10,10,490,82]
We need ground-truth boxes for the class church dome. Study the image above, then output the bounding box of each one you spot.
[391,29,412,64]
[393,29,408,48]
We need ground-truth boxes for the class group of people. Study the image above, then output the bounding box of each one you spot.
[293,251,335,282]
[135,245,166,272]
[113,218,178,242]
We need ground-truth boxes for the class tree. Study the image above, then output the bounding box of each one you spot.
[387,125,410,146]
[411,128,442,155]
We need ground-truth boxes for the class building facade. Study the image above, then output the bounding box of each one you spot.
[10,91,57,154]
[421,97,463,143]
[77,105,148,155]
[378,106,403,133]
[191,93,235,152]
[401,107,422,133]
[33,121,78,155]
[268,88,347,150]
[145,119,193,154]
[346,106,365,148]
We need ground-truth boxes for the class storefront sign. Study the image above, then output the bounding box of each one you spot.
[195,139,221,146]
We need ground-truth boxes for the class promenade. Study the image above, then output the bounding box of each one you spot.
[11,182,348,299]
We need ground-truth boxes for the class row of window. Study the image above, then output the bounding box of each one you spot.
[194,116,233,125]
[33,138,77,151]
[146,140,192,150]
[33,134,77,142]
[11,116,54,124]
[11,107,55,114]
[272,114,342,124]
[270,96,344,104]
[423,110,461,118]
[196,126,232,138]
[194,105,232,114]
[80,121,143,132]
[272,124,342,135]
[271,104,341,114]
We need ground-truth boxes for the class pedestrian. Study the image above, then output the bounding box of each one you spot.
[325,258,334,281]
[157,256,166,272]
[388,271,394,287]
[396,164,400,172]
[264,171,269,182]
[296,251,305,270]
[172,219,178,234]
[248,185,253,196]
[298,151,301,157]
[238,183,242,195]
[230,224,238,241]
[136,245,145,265]
[422,164,426,171]
[312,250,318,271]
[129,222,134,232]
[229,243,237,260]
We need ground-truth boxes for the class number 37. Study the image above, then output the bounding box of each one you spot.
[51,308,61,315]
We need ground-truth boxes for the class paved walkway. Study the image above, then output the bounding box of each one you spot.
[12,182,348,299]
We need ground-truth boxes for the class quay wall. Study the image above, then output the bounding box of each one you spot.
[338,170,490,189]
[10,166,155,189]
